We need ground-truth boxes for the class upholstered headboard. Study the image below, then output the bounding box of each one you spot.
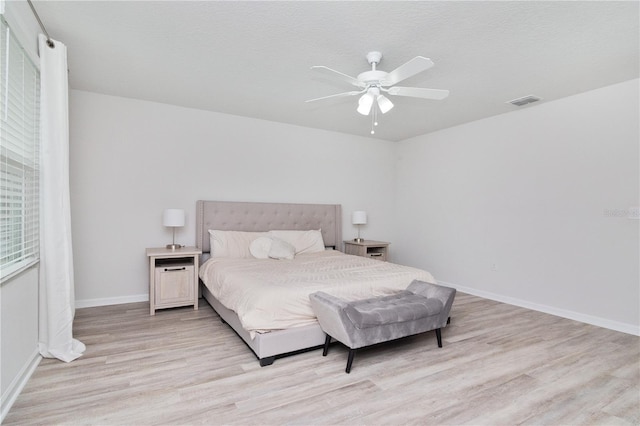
[196,200,342,254]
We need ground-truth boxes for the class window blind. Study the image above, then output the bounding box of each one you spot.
[1,15,40,282]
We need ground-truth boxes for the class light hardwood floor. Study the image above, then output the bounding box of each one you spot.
[5,292,639,425]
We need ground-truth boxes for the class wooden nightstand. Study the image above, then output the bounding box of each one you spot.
[343,240,389,261]
[146,246,201,315]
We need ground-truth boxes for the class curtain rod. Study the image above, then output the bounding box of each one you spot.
[26,0,54,48]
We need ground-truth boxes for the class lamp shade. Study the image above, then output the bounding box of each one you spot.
[377,94,394,114]
[352,211,367,225]
[357,92,374,116]
[163,209,185,227]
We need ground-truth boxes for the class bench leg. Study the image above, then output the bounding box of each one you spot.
[346,349,356,374]
[322,334,331,356]
[435,328,442,348]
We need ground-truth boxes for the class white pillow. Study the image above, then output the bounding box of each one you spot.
[268,230,325,254]
[249,236,272,259]
[268,237,296,260]
[208,230,268,258]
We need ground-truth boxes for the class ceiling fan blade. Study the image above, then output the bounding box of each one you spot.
[310,66,365,88]
[383,56,434,86]
[387,86,449,100]
[305,90,363,103]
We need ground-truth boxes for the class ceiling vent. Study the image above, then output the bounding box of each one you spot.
[507,95,541,107]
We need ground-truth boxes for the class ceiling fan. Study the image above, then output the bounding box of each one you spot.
[306,51,449,134]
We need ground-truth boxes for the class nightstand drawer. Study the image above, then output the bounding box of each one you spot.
[154,262,194,308]
[366,251,386,261]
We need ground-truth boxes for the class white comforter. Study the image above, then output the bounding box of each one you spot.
[199,250,435,335]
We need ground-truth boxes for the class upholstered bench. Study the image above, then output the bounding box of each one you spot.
[309,280,456,373]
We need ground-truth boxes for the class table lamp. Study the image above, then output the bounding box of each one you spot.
[163,208,185,249]
[352,211,367,243]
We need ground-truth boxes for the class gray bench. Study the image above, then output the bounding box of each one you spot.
[309,280,456,373]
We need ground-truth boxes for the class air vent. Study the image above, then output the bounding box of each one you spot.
[507,95,541,107]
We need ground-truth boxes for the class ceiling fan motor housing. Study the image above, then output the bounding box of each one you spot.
[357,70,389,86]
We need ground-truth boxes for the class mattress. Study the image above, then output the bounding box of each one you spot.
[199,250,435,336]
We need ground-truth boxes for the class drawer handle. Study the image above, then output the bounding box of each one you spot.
[369,253,383,257]
[165,267,186,271]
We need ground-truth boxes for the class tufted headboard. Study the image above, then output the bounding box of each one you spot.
[196,200,342,255]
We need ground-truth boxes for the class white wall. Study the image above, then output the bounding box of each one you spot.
[1,268,40,419]
[69,90,397,305]
[0,1,42,421]
[395,79,639,334]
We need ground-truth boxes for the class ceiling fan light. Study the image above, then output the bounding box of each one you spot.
[377,95,394,114]
[357,92,374,115]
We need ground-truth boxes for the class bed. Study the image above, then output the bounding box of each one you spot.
[196,200,435,366]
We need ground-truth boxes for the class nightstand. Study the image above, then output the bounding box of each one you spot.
[343,240,389,261]
[146,246,201,315]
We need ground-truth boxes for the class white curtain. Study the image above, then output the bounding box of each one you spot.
[38,34,85,362]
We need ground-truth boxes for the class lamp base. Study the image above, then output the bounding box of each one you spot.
[166,243,182,250]
[353,238,364,243]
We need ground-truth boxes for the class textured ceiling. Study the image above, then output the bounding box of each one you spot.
[32,1,639,141]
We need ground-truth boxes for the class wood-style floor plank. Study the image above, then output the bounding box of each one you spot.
[4,293,639,425]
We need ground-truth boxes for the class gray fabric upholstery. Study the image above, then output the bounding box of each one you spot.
[344,291,443,328]
[310,280,456,350]
[195,200,342,254]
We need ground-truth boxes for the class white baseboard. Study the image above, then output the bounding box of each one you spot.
[75,294,148,309]
[75,285,639,336]
[1,349,41,423]
[440,280,640,336]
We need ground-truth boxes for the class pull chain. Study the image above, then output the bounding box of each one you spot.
[370,104,379,135]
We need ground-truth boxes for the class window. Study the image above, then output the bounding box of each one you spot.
[1,15,40,282]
